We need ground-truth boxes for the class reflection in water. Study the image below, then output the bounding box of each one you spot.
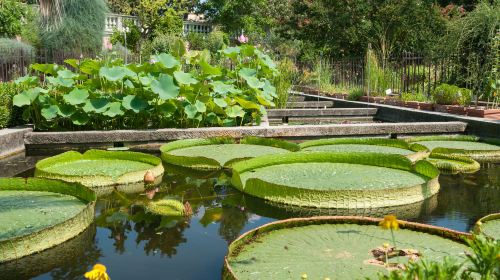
[2,161,497,279]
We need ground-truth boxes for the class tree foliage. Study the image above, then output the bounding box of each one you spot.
[0,0,28,38]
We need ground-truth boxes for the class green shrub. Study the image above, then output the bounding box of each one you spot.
[205,31,229,53]
[432,83,472,105]
[0,0,27,38]
[273,58,296,108]
[0,38,34,63]
[110,19,142,52]
[141,33,185,58]
[347,88,364,101]
[0,82,25,128]
[186,32,206,51]
[401,91,430,102]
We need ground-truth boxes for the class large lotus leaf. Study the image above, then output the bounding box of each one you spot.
[199,59,221,76]
[159,102,177,115]
[195,100,206,113]
[222,46,240,59]
[255,49,277,70]
[41,105,59,120]
[46,76,74,88]
[64,58,79,69]
[226,220,469,279]
[139,74,154,86]
[235,97,261,110]
[174,71,198,85]
[63,88,89,105]
[210,81,241,95]
[151,74,180,100]
[240,44,256,57]
[13,93,32,107]
[225,105,245,118]
[31,63,58,75]
[83,98,109,113]
[238,68,257,80]
[79,60,101,75]
[102,102,124,117]
[154,53,180,69]
[184,104,198,119]
[99,66,128,82]
[122,95,148,113]
[71,111,90,125]
[214,98,228,108]
[263,80,277,98]
[57,104,76,117]
[170,39,186,58]
[57,69,77,79]
[206,112,220,124]
[0,190,86,241]
[14,75,38,86]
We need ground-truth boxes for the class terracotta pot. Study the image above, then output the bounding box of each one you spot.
[404,101,419,109]
[467,107,500,120]
[418,102,434,111]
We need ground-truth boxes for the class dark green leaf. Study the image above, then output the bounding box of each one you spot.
[71,111,90,125]
[122,95,148,113]
[103,102,124,117]
[41,105,59,120]
[83,98,109,113]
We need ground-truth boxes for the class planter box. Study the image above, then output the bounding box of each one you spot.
[373,97,386,104]
[418,102,434,111]
[360,96,374,102]
[404,101,420,109]
[384,99,404,107]
[449,105,467,115]
[434,104,452,113]
[333,93,348,100]
[467,107,500,120]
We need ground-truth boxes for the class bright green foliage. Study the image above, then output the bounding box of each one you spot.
[273,58,297,108]
[432,84,472,105]
[0,82,26,128]
[13,44,278,130]
[476,213,500,240]
[0,38,34,64]
[300,138,427,155]
[0,0,28,37]
[348,88,364,101]
[378,257,465,280]
[40,0,107,53]
[146,199,185,216]
[226,218,468,279]
[427,153,481,173]
[417,141,499,152]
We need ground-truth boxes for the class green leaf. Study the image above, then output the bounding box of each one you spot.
[12,93,31,107]
[171,38,186,58]
[122,95,148,113]
[174,71,198,85]
[154,53,180,69]
[263,80,277,98]
[31,63,58,75]
[235,97,261,110]
[210,81,241,95]
[124,79,134,89]
[79,60,101,75]
[195,100,206,113]
[63,88,89,105]
[151,74,180,100]
[184,104,198,119]
[238,68,257,80]
[159,102,177,115]
[214,98,228,108]
[225,105,245,118]
[200,59,221,76]
[58,104,76,117]
[103,102,124,117]
[139,75,153,86]
[14,75,38,85]
[222,47,241,59]
[83,98,109,113]
[71,111,90,125]
[41,105,59,120]
[99,66,127,82]
[199,207,223,226]
[46,76,75,88]
[57,69,77,79]
[64,59,79,69]
[206,112,220,125]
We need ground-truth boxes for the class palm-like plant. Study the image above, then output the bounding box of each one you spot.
[38,0,63,27]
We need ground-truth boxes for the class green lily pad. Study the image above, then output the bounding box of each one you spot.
[99,66,127,82]
[225,217,469,280]
[154,53,180,69]
[174,71,198,85]
[304,144,414,155]
[63,88,89,105]
[231,152,440,208]
[35,150,164,188]
[160,137,299,170]
[151,74,180,100]
[0,178,95,263]
[474,213,500,240]
[145,199,185,216]
[83,98,109,113]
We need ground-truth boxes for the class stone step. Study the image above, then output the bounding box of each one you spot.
[286,101,334,108]
[267,108,377,118]
[269,116,374,125]
[288,95,306,102]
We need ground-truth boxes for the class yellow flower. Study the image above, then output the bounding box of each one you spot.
[383,243,390,248]
[379,215,399,230]
[301,273,308,279]
[85,264,110,280]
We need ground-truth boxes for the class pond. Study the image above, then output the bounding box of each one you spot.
[1,157,499,280]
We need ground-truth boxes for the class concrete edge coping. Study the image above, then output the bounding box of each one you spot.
[0,127,32,159]
[22,122,467,145]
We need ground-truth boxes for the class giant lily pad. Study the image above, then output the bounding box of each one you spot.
[160,137,299,170]
[474,213,500,240]
[231,152,440,208]
[224,216,470,280]
[0,178,96,263]
[300,138,429,162]
[407,135,500,162]
[35,150,164,188]
[427,152,480,174]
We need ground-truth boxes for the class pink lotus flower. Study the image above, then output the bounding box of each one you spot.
[238,34,248,44]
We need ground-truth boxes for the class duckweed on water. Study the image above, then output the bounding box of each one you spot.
[0,191,86,240]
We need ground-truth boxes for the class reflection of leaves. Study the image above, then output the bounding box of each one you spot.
[105,211,129,224]
[200,207,223,227]
[218,206,248,243]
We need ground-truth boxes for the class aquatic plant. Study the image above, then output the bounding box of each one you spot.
[160,137,298,170]
[35,149,164,188]
[231,152,440,208]
[0,178,96,263]
[474,213,500,240]
[145,199,186,217]
[427,152,481,174]
[13,44,278,131]
[223,216,470,279]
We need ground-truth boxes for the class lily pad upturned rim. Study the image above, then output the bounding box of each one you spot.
[428,152,481,174]
[160,137,300,170]
[230,152,440,208]
[35,149,164,187]
[0,178,96,263]
[223,216,471,280]
[406,135,500,161]
[473,212,500,239]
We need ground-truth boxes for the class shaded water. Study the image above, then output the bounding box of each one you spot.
[1,160,499,280]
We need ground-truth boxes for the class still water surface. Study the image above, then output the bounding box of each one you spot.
[1,162,499,280]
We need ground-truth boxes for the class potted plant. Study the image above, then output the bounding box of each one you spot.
[431,84,470,114]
